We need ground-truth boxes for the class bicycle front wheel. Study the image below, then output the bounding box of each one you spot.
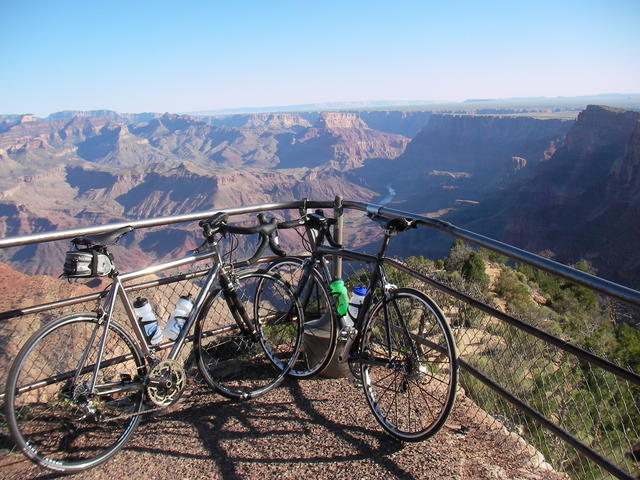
[360,288,458,442]
[4,313,145,473]
[260,257,338,378]
[195,272,303,400]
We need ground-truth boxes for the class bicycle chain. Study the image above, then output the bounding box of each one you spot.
[101,405,165,423]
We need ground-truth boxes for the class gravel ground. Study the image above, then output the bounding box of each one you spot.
[1,377,567,480]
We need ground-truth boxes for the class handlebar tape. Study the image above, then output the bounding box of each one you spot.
[257,213,288,257]
[198,212,282,262]
[276,213,342,248]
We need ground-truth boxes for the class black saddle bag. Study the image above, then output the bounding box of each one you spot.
[63,246,114,278]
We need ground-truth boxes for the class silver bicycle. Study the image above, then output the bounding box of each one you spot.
[4,212,303,473]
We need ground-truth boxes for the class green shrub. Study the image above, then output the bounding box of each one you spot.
[495,268,530,303]
[479,247,508,264]
[461,252,490,288]
[444,239,472,273]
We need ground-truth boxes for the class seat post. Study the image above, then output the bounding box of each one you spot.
[377,231,392,258]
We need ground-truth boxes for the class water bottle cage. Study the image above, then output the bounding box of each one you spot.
[139,318,159,340]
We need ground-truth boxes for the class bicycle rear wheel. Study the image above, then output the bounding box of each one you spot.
[261,257,338,378]
[360,288,458,441]
[195,272,302,400]
[4,313,145,473]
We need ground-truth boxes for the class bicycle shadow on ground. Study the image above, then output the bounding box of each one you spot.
[1,377,415,480]
[139,375,416,479]
[126,376,412,480]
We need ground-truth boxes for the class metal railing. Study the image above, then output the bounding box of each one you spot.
[1,198,638,479]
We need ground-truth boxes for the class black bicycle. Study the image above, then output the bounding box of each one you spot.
[261,211,459,441]
[4,212,303,473]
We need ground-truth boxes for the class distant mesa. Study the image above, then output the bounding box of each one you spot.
[463,99,497,103]
[315,112,368,129]
[242,113,311,129]
[429,170,472,179]
[19,114,38,123]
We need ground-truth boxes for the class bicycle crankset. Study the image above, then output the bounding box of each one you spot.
[145,359,187,407]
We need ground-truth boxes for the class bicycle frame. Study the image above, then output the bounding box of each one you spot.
[89,244,226,395]
[315,245,380,353]
[312,230,421,365]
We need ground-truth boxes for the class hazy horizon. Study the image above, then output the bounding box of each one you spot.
[2,1,639,117]
[1,93,639,119]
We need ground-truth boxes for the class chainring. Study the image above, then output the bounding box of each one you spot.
[145,359,187,407]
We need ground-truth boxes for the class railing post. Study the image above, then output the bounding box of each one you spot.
[298,197,317,249]
[332,195,344,280]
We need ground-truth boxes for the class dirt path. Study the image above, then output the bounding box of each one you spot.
[2,377,566,480]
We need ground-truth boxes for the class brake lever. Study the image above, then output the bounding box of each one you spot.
[201,223,214,239]
[257,212,270,225]
[269,229,287,256]
[192,238,212,255]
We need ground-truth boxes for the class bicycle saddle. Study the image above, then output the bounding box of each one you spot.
[72,226,133,248]
[387,217,416,232]
[368,214,416,232]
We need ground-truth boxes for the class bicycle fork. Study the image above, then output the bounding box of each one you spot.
[219,272,259,341]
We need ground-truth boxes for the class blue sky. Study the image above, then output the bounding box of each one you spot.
[1,0,639,116]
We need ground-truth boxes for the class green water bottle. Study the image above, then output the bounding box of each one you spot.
[329,279,349,316]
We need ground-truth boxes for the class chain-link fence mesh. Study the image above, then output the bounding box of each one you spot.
[1,209,639,479]
[0,259,220,460]
[338,251,639,480]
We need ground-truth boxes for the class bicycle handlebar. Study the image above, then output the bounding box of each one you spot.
[194,212,282,265]
[267,210,343,252]
[305,212,342,248]
[194,210,412,262]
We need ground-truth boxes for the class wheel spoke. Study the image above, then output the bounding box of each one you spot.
[6,315,144,472]
[195,272,303,399]
[260,258,336,378]
[360,289,457,441]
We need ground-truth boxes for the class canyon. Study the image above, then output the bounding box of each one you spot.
[0,105,638,288]
[448,106,640,286]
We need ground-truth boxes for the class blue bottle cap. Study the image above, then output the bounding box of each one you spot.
[354,286,367,296]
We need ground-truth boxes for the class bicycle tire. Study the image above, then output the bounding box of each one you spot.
[194,271,303,400]
[260,257,338,378]
[4,312,145,473]
[359,288,458,442]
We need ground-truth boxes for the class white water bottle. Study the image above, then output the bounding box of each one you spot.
[346,286,367,326]
[133,297,163,345]
[163,295,194,341]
